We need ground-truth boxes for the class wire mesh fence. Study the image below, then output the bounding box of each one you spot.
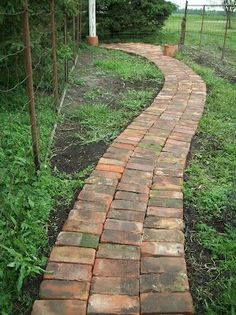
[0,1,83,171]
[164,3,236,67]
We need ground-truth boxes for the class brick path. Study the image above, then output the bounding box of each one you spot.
[32,43,206,315]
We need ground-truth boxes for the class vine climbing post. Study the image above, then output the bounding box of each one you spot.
[64,15,69,83]
[22,0,40,172]
[51,0,59,110]
[87,0,98,46]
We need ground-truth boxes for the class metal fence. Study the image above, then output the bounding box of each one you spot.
[0,0,83,171]
[164,3,236,66]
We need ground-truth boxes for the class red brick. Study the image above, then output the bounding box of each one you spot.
[97,244,140,260]
[140,273,189,293]
[149,197,183,209]
[78,191,113,205]
[150,190,183,199]
[31,300,86,315]
[141,257,187,274]
[101,229,142,246]
[44,262,92,282]
[91,169,122,179]
[111,200,147,212]
[141,292,193,314]
[127,163,154,172]
[91,277,139,295]
[108,209,145,222]
[93,259,140,278]
[143,229,184,243]
[63,220,103,235]
[144,217,183,230]
[87,294,140,314]
[104,219,143,233]
[49,246,96,265]
[39,280,90,300]
[56,232,99,249]
[118,182,150,194]
[96,163,125,174]
[112,142,135,150]
[141,242,184,257]
[99,158,126,167]
[115,191,148,203]
[68,210,106,223]
[74,200,110,213]
[85,175,118,186]
[147,206,183,218]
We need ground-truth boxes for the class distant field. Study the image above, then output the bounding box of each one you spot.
[163,13,236,65]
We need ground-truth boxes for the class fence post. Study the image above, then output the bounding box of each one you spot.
[22,0,40,172]
[179,0,188,47]
[64,15,68,83]
[51,0,59,110]
[73,16,76,63]
[199,5,206,47]
[221,15,229,61]
[79,2,82,42]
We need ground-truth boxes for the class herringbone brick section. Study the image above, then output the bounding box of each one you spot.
[32,43,206,314]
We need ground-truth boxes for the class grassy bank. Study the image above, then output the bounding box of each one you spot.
[0,45,163,314]
[178,53,236,314]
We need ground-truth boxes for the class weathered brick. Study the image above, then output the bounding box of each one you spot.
[147,206,183,218]
[149,197,183,208]
[39,280,90,300]
[97,244,140,260]
[99,158,126,167]
[68,210,106,223]
[56,232,99,249]
[104,219,143,233]
[44,262,92,282]
[143,229,184,243]
[101,229,142,246]
[91,169,122,179]
[49,246,96,265]
[85,175,118,186]
[63,220,103,235]
[96,163,125,174]
[140,272,189,293]
[31,300,86,315]
[150,190,183,199]
[117,182,150,194]
[78,191,113,205]
[111,200,147,212]
[127,162,154,172]
[91,277,139,295]
[144,217,183,230]
[108,209,145,222]
[115,191,148,203]
[141,257,187,274]
[93,259,140,278]
[141,242,184,257]
[87,294,140,314]
[141,292,193,314]
[74,200,110,213]
[82,184,116,195]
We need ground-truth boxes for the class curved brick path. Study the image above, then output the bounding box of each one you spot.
[32,43,206,315]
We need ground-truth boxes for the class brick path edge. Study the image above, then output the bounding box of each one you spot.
[32,43,206,315]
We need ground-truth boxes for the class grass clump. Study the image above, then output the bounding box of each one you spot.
[180,54,236,315]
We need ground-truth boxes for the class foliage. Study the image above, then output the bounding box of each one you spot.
[179,54,236,314]
[96,0,176,36]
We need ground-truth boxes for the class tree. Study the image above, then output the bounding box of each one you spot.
[96,0,176,36]
[223,0,236,29]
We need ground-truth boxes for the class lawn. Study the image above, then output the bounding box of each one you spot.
[177,52,236,314]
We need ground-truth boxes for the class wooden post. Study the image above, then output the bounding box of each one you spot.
[51,0,59,110]
[87,0,98,46]
[221,15,229,60]
[73,16,76,63]
[179,0,188,46]
[23,0,40,172]
[64,15,68,83]
[199,5,206,47]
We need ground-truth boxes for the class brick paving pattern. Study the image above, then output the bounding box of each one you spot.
[32,43,206,314]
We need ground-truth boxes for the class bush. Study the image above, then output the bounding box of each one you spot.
[96,0,176,36]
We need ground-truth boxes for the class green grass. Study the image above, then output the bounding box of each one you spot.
[178,53,236,314]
